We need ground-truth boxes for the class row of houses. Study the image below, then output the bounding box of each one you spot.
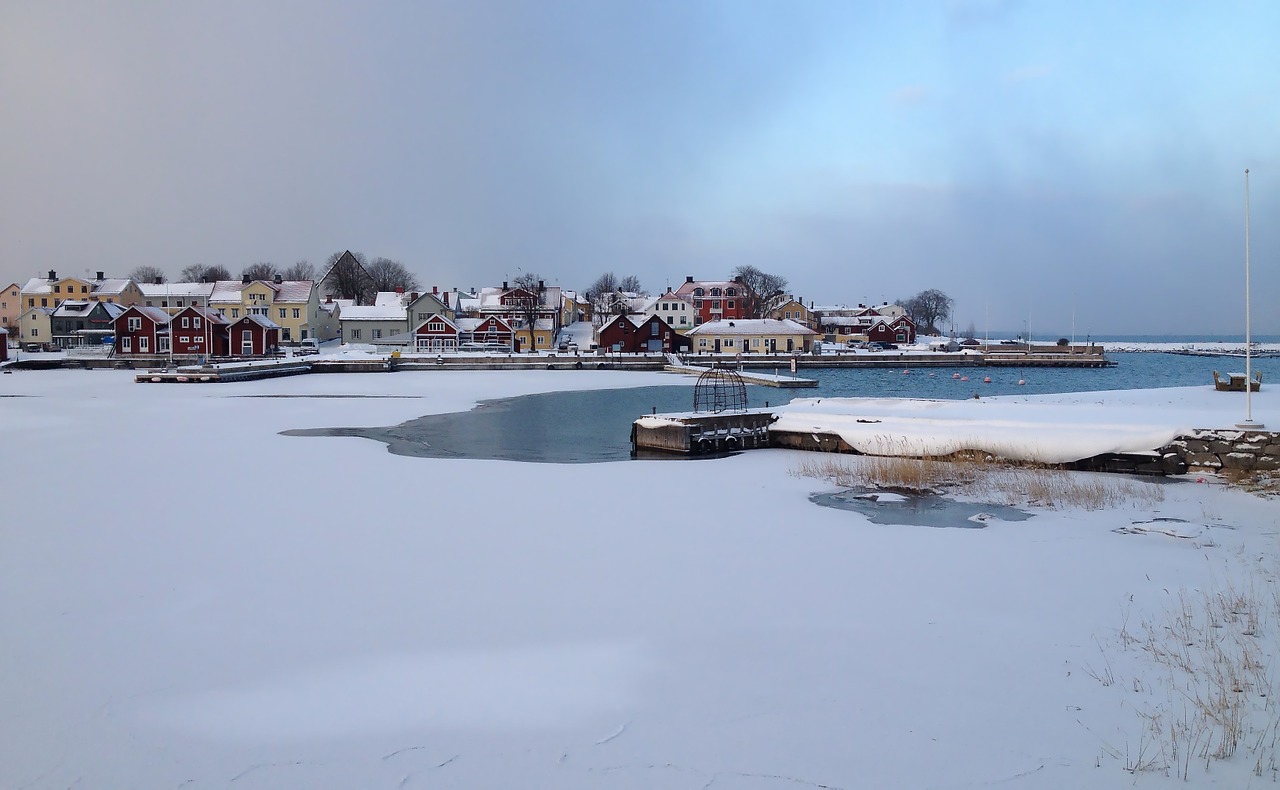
[2,261,919,355]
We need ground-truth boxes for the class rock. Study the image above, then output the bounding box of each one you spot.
[1161,453,1188,475]
[1255,456,1280,472]
[1221,452,1257,470]
[1179,439,1210,454]
[1209,440,1238,455]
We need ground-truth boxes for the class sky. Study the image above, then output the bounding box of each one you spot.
[1,0,1277,336]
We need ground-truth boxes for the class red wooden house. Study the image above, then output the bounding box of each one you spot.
[457,316,514,351]
[227,314,281,356]
[867,315,917,345]
[113,306,172,355]
[0,326,8,362]
[673,275,750,325]
[597,314,690,354]
[170,306,230,356]
[413,314,459,352]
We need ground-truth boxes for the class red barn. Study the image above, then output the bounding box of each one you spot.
[597,314,690,354]
[413,314,459,352]
[227,315,280,356]
[170,306,230,356]
[867,315,917,345]
[113,306,172,355]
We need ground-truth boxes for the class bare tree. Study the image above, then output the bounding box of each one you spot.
[319,251,374,304]
[585,272,645,320]
[732,265,789,319]
[180,263,231,282]
[618,275,644,295]
[128,265,166,284]
[283,259,315,281]
[900,289,954,335]
[241,262,279,281]
[366,257,420,293]
[512,272,546,352]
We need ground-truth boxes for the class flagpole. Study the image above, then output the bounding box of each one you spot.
[1238,168,1262,428]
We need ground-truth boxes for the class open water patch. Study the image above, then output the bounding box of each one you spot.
[810,488,1032,528]
[282,385,708,463]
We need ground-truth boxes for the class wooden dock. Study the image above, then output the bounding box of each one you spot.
[632,409,778,455]
[135,360,313,383]
[663,363,819,388]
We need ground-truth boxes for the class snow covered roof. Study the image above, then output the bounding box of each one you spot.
[686,319,818,336]
[209,279,314,303]
[52,301,95,317]
[374,291,410,308]
[89,278,133,295]
[124,305,173,325]
[230,314,281,329]
[139,282,216,299]
[340,304,407,321]
[176,304,230,324]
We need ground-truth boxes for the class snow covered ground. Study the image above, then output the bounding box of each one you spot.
[3,369,1280,788]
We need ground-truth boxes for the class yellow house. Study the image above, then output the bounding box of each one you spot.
[769,298,815,329]
[514,318,556,352]
[685,318,819,354]
[21,271,142,311]
[17,306,54,345]
[1,282,21,332]
[209,277,321,343]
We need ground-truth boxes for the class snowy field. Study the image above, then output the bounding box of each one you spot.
[3,369,1280,788]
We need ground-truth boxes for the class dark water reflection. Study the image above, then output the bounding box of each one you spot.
[810,489,1031,528]
[283,385,704,463]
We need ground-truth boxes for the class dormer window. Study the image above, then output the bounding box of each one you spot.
[726,288,736,297]
[693,288,704,297]
[710,288,722,296]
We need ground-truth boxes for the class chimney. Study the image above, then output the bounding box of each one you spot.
[154,277,162,285]
[733,275,743,284]
[410,292,419,302]
[432,285,438,295]
[685,276,694,283]
[442,292,450,306]
[395,286,404,294]
[538,280,545,291]
[274,274,282,284]
[502,281,508,289]
[96,271,104,280]
[242,274,251,284]
[48,270,56,280]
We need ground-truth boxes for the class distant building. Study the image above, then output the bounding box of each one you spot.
[685,318,818,354]
[673,276,750,325]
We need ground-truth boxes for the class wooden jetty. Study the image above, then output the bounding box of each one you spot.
[632,409,778,455]
[135,360,312,383]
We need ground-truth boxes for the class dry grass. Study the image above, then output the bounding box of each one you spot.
[1116,577,1279,780]
[791,453,1165,511]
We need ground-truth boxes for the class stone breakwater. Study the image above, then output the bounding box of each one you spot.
[1160,430,1280,475]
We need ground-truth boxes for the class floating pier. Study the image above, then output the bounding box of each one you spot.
[135,360,313,383]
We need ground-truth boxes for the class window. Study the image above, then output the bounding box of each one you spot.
[350,329,361,340]
[231,309,239,318]
[41,298,47,307]
[140,336,150,353]
[292,309,300,319]
[282,327,291,341]
[279,309,286,319]
[127,317,141,331]
[181,317,189,328]
[373,329,382,339]
[428,321,444,332]
[724,338,734,348]
[53,285,60,293]
[179,336,190,343]
[146,301,154,307]
[727,300,734,309]
[193,317,201,329]
[710,288,721,296]
[31,328,39,337]
[694,299,702,308]
[536,335,545,345]
[784,311,791,319]
[162,301,168,308]
[698,338,708,347]
[158,336,169,353]
[177,300,184,307]
[726,288,736,297]
[81,286,88,294]
[712,300,721,309]
[122,336,130,352]
[896,332,906,342]
[693,288,704,296]
[28,298,34,307]
[651,322,659,336]
[751,338,760,347]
